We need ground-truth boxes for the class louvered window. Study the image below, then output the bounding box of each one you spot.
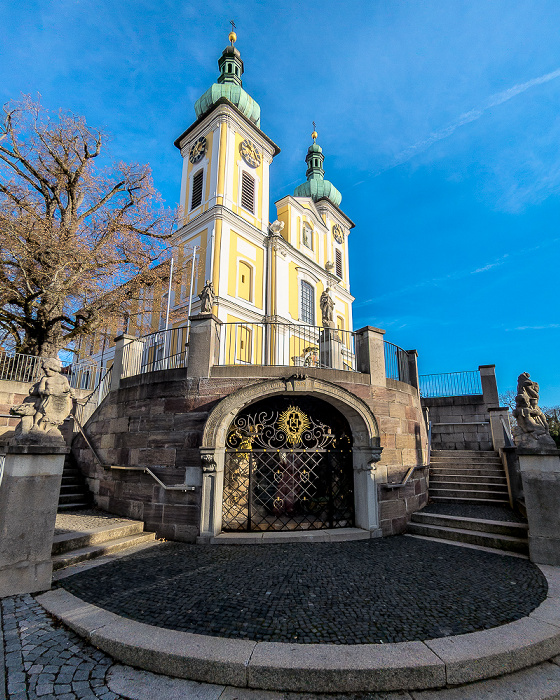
[241,171,255,213]
[191,170,203,210]
[300,281,315,325]
[335,249,343,278]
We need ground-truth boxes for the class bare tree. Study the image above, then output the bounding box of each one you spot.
[0,96,174,358]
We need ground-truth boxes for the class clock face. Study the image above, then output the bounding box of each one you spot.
[240,139,261,168]
[189,137,207,164]
[333,224,344,244]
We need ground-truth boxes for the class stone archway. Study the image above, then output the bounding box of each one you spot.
[198,375,383,541]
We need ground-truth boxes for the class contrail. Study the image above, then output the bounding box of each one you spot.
[370,67,560,175]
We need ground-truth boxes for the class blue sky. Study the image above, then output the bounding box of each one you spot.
[1,0,559,403]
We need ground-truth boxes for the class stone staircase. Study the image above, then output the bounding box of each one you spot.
[52,513,157,572]
[428,449,510,504]
[57,453,92,512]
[406,449,529,555]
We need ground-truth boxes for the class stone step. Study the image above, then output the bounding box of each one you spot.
[58,492,90,504]
[430,467,505,477]
[429,481,509,493]
[432,450,499,456]
[430,473,507,484]
[430,495,510,505]
[410,511,529,537]
[431,457,503,465]
[404,533,528,558]
[52,532,156,571]
[56,502,90,511]
[406,522,529,553]
[52,521,147,556]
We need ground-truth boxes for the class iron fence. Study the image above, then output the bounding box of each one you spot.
[419,370,482,398]
[217,322,357,371]
[0,351,102,390]
[74,366,113,427]
[384,341,411,384]
[121,327,189,378]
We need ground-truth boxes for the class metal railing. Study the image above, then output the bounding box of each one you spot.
[0,453,5,490]
[74,366,113,427]
[419,370,482,398]
[0,351,102,391]
[384,341,410,384]
[217,322,357,371]
[121,327,189,378]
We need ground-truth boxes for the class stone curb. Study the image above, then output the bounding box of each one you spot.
[35,565,560,694]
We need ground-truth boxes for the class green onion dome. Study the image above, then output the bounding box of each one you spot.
[194,40,261,127]
[293,132,342,207]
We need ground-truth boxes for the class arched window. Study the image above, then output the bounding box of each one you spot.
[337,315,344,330]
[300,280,315,325]
[238,261,253,302]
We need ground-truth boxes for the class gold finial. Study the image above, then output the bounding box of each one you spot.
[311,121,318,141]
[229,20,237,45]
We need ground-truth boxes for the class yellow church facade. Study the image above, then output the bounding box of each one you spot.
[80,30,356,372]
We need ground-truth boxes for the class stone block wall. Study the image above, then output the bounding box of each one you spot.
[0,380,31,441]
[73,366,429,541]
[422,395,493,451]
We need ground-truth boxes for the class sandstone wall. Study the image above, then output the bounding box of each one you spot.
[423,395,493,451]
[72,366,429,541]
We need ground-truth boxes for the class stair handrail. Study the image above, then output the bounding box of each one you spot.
[501,415,515,448]
[427,420,432,467]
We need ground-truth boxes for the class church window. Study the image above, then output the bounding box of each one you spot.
[191,170,204,210]
[241,171,255,213]
[300,280,315,325]
[335,249,343,278]
[337,316,344,330]
[302,223,313,250]
[238,260,253,302]
[237,325,252,363]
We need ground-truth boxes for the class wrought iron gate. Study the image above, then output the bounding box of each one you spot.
[222,399,354,531]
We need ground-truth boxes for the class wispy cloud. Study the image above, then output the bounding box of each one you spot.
[356,67,560,182]
[356,238,560,308]
[506,324,560,331]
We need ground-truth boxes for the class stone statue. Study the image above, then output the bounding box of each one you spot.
[319,288,335,328]
[11,358,74,445]
[199,280,215,314]
[268,220,285,236]
[513,372,556,449]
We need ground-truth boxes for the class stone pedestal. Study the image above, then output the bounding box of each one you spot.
[354,326,386,385]
[319,328,343,370]
[187,313,222,379]
[518,448,560,565]
[0,445,68,597]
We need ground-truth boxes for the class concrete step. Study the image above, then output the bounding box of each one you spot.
[430,467,506,477]
[52,532,156,571]
[404,533,528,558]
[430,495,510,505]
[411,511,528,537]
[431,458,503,466]
[432,450,499,456]
[430,473,507,484]
[58,492,90,504]
[430,481,508,493]
[430,485,509,499]
[406,522,529,553]
[56,502,91,511]
[52,521,146,556]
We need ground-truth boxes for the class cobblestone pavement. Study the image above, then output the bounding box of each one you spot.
[422,502,527,523]
[0,594,416,699]
[58,536,547,644]
[0,594,124,700]
[54,511,134,536]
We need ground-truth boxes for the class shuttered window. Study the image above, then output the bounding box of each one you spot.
[335,249,343,278]
[300,281,315,325]
[241,171,255,213]
[191,170,204,210]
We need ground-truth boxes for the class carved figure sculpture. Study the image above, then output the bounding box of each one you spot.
[513,372,556,449]
[199,280,215,314]
[11,358,74,445]
[268,219,285,236]
[319,288,335,328]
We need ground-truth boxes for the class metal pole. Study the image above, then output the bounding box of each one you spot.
[186,245,197,343]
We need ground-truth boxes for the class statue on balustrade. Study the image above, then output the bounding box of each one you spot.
[320,288,335,328]
[10,358,74,445]
[199,280,215,314]
[513,372,556,449]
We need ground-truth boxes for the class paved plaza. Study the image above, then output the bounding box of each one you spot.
[56,537,546,645]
